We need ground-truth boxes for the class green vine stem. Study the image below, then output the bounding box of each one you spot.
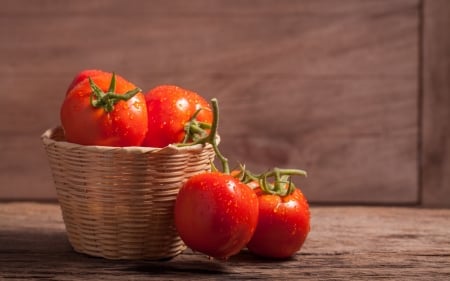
[182,108,212,144]
[178,98,230,174]
[177,98,307,194]
[207,99,230,174]
[258,168,307,197]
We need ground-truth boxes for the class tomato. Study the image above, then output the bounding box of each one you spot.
[142,85,212,148]
[60,72,148,146]
[246,185,310,259]
[65,69,108,95]
[174,172,259,260]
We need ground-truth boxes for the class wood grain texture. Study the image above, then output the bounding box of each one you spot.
[0,0,420,203]
[1,203,449,280]
[421,0,450,207]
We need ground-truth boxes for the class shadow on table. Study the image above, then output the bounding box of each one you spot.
[0,229,230,277]
[1,228,304,279]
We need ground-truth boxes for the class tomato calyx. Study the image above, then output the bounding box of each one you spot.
[259,168,307,197]
[238,167,307,197]
[89,73,141,112]
[182,108,212,143]
[179,98,231,174]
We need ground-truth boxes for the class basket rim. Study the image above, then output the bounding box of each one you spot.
[41,126,213,154]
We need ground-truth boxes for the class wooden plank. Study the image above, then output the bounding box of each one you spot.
[0,0,420,203]
[421,0,450,207]
[0,1,418,79]
[1,203,449,280]
[213,78,418,204]
[0,0,421,17]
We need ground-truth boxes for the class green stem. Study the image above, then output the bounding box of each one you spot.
[176,98,230,174]
[240,168,261,184]
[89,73,141,113]
[197,122,212,130]
[181,108,211,144]
[263,168,307,178]
[188,124,207,136]
[258,168,307,196]
[208,98,230,174]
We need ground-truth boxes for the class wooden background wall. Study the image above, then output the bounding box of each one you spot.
[0,0,448,206]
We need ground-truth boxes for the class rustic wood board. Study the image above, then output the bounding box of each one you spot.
[1,202,449,280]
[0,0,420,203]
[421,0,450,207]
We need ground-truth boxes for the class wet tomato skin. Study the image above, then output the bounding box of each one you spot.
[142,85,212,148]
[60,73,148,147]
[65,69,108,95]
[174,172,259,260]
[246,187,310,259]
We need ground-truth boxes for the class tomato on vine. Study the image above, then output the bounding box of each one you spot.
[174,99,259,260]
[246,169,310,259]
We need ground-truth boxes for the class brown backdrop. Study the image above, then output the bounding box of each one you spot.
[1,0,449,206]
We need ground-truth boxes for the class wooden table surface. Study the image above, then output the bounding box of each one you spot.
[1,203,449,280]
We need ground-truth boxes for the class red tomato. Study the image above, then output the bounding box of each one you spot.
[65,69,108,95]
[60,72,148,146]
[246,186,310,259]
[142,85,212,148]
[174,172,259,260]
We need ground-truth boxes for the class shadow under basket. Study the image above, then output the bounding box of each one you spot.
[41,127,215,260]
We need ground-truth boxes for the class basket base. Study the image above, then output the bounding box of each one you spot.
[70,244,186,261]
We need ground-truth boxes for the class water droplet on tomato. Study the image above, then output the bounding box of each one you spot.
[133,101,141,110]
[176,98,189,110]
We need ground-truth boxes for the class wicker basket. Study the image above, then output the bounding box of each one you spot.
[41,127,215,260]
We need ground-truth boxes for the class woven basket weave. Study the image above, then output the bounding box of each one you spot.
[41,127,215,260]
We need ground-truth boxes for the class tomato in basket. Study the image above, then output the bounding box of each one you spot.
[142,85,213,148]
[65,69,108,95]
[60,71,148,146]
